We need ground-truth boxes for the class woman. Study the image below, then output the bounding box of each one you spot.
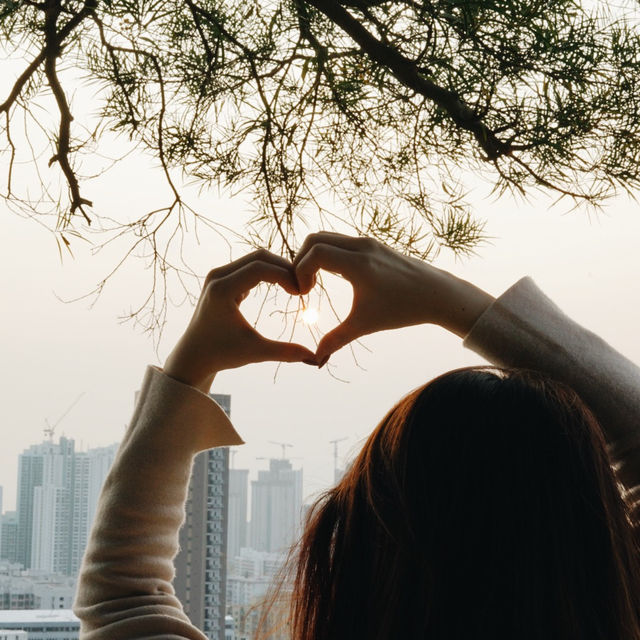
[73,232,640,639]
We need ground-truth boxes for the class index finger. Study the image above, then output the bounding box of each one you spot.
[217,260,300,298]
[293,232,371,267]
[294,243,357,295]
[206,249,293,285]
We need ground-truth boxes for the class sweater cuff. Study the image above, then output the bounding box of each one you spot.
[463,276,551,351]
[125,366,244,455]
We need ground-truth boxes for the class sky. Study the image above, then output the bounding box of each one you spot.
[2,174,640,513]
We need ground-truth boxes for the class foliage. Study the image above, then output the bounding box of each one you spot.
[1,0,640,326]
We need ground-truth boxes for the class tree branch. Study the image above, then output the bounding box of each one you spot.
[4,111,16,196]
[303,0,510,160]
[43,0,93,222]
[1,0,97,114]
[295,0,366,130]
[0,52,46,114]
[186,1,297,259]
[92,16,140,130]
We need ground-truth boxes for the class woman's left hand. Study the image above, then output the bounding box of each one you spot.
[163,250,317,393]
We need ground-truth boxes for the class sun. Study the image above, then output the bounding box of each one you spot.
[301,306,319,325]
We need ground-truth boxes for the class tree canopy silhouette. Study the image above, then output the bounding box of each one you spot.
[2,0,640,325]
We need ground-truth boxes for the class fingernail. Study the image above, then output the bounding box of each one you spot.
[303,358,317,366]
[318,355,329,368]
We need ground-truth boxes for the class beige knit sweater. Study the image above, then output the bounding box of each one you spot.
[73,277,640,639]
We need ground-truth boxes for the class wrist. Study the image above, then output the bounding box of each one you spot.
[435,272,495,338]
[163,348,217,394]
[162,366,216,394]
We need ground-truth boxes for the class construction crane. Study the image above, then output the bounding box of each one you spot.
[330,437,348,483]
[43,392,85,442]
[268,441,294,459]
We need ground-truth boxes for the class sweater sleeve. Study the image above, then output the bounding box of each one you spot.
[73,365,244,640]
[463,277,640,493]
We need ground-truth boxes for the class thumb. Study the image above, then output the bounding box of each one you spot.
[256,337,318,365]
[315,317,361,363]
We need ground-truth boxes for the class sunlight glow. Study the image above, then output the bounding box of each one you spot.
[301,307,319,325]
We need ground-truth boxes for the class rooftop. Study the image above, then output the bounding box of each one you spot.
[0,610,79,624]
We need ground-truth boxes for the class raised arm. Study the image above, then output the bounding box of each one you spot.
[74,251,316,639]
[73,367,243,640]
[294,232,640,490]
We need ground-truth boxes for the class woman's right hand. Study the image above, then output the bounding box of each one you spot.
[293,232,495,364]
[163,249,317,393]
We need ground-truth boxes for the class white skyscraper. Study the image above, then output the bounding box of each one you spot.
[70,444,119,575]
[16,445,45,569]
[85,444,119,529]
[17,437,118,575]
[71,453,90,577]
[227,469,249,563]
[30,438,74,574]
[31,486,69,574]
[250,459,303,554]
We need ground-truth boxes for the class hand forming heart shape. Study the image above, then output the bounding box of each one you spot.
[292,232,446,364]
[164,231,479,393]
[163,249,317,392]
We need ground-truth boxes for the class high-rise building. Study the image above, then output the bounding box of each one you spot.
[16,438,118,576]
[250,459,303,553]
[0,513,18,564]
[70,444,119,576]
[71,454,90,577]
[174,393,231,640]
[31,486,70,575]
[16,446,44,569]
[30,439,75,574]
[250,459,303,554]
[85,444,119,531]
[227,469,249,563]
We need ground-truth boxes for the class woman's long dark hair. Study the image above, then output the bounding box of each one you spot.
[281,367,640,640]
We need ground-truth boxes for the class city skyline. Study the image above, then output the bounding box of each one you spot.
[0,435,342,517]
[5,438,119,577]
[0,433,309,572]
[0,404,308,640]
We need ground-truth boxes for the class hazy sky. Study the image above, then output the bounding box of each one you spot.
[2,170,640,512]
